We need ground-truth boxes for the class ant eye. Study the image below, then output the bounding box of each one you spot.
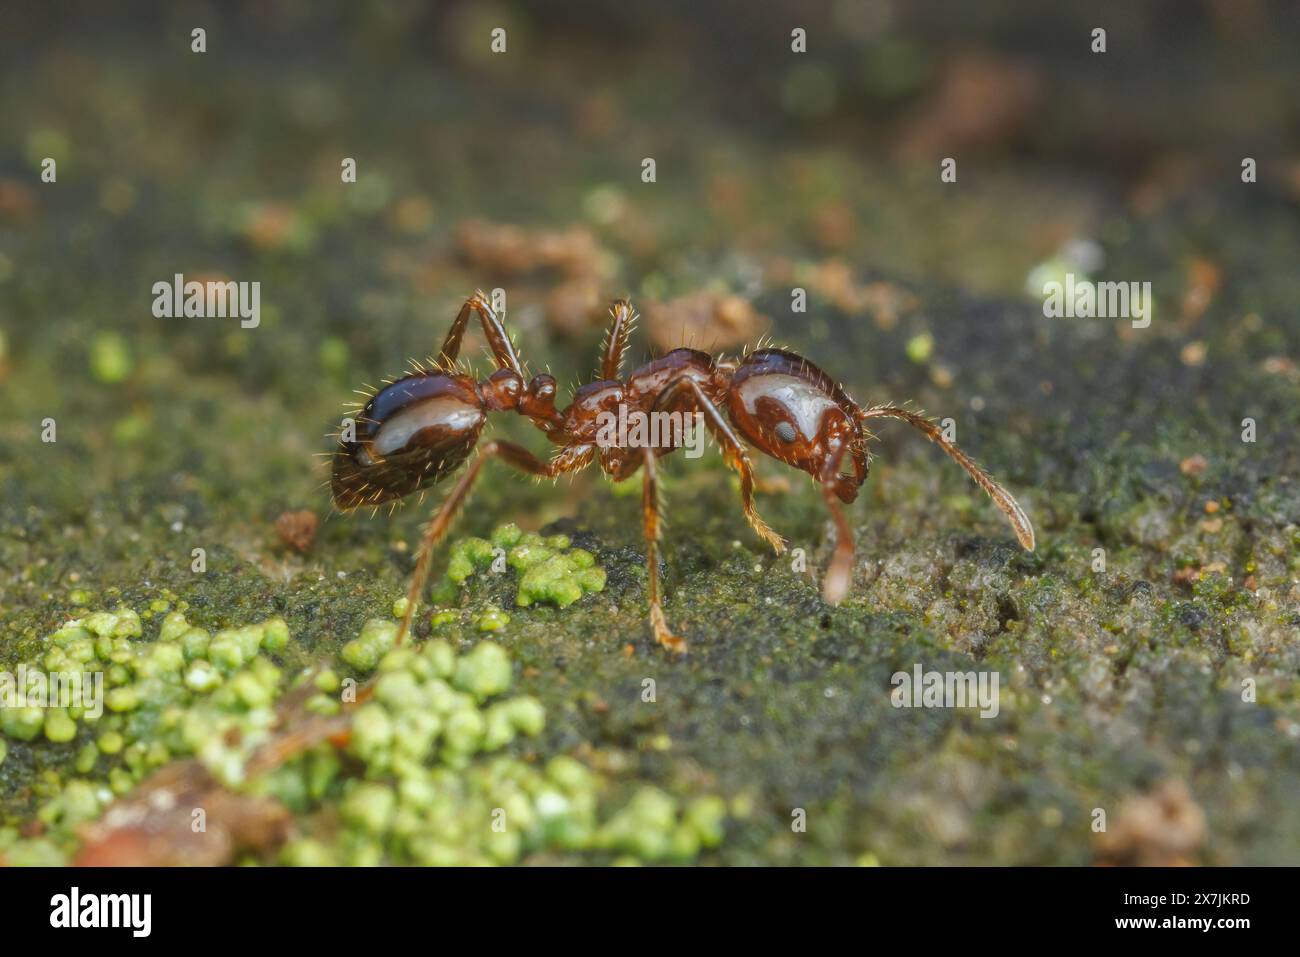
[774,421,798,444]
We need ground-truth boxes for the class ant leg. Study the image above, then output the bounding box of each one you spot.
[397,440,556,644]
[655,376,786,554]
[436,291,524,376]
[596,299,636,380]
[818,436,857,605]
[858,405,1035,551]
[638,447,686,653]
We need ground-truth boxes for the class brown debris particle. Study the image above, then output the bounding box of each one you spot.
[752,473,793,495]
[454,219,610,279]
[241,201,301,252]
[810,202,857,251]
[895,51,1044,160]
[275,509,319,553]
[1261,355,1299,382]
[74,761,293,867]
[1174,561,1229,585]
[100,178,137,216]
[1180,258,1221,325]
[1179,340,1208,367]
[452,219,617,337]
[0,179,38,220]
[929,364,955,390]
[644,291,768,353]
[1094,779,1206,867]
[542,279,605,336]
[388,194,436,234]
[801,259,919,329]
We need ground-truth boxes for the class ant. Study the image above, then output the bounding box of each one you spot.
[332,292,1035,652]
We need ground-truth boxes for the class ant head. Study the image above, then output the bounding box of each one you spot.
[524,372,557,408]
[477,369,565,434]
[726,349,863,502]
[515,372,565,434]
[481,369,556,410]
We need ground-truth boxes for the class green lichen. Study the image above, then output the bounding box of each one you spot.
[88,332,133,385]
[431,524,606,614]
[0,606,728,866]
[278,630,720,865]
[340,619,399,673]
[473,607,511,632]
[451,641,513,701]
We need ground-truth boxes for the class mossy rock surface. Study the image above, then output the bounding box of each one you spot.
[3,4,1300,864]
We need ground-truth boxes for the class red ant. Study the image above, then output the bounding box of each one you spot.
[332,292,1035,652]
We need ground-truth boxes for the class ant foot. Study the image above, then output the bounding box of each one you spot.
[650,608,688,653]
[748,515,786,555]
[821,569,849,605]
[657,631,688,653]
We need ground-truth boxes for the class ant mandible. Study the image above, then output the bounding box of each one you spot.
[332,292,1035,652]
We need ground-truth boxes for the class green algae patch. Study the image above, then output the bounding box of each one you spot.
[452,641,513,700]
[88,331,133,385]
[340,619,399,672]
[0,607,300,861]
[0,606,728,867]
[473,607,511,632]
[432,524,606,612]
[287,634,721,865]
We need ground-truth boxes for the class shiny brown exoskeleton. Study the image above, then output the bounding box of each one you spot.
[332,292,1035,652]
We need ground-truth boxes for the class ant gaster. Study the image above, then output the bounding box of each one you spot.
[332,292,1035,652]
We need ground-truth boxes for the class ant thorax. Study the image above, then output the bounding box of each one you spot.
[591,402,705,456]
[558,381,625,443]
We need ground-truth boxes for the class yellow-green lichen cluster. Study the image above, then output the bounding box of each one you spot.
[0,608,292,783]
[431,523,606,610]
[0,608,299,863]
[272,637,724,865]
[0,606,727,867]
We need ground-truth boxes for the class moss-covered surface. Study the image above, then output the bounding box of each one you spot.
[2,4,1299,864]
[0,602,727,866]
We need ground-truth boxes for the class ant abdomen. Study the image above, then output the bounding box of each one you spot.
[332,372,486,509]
